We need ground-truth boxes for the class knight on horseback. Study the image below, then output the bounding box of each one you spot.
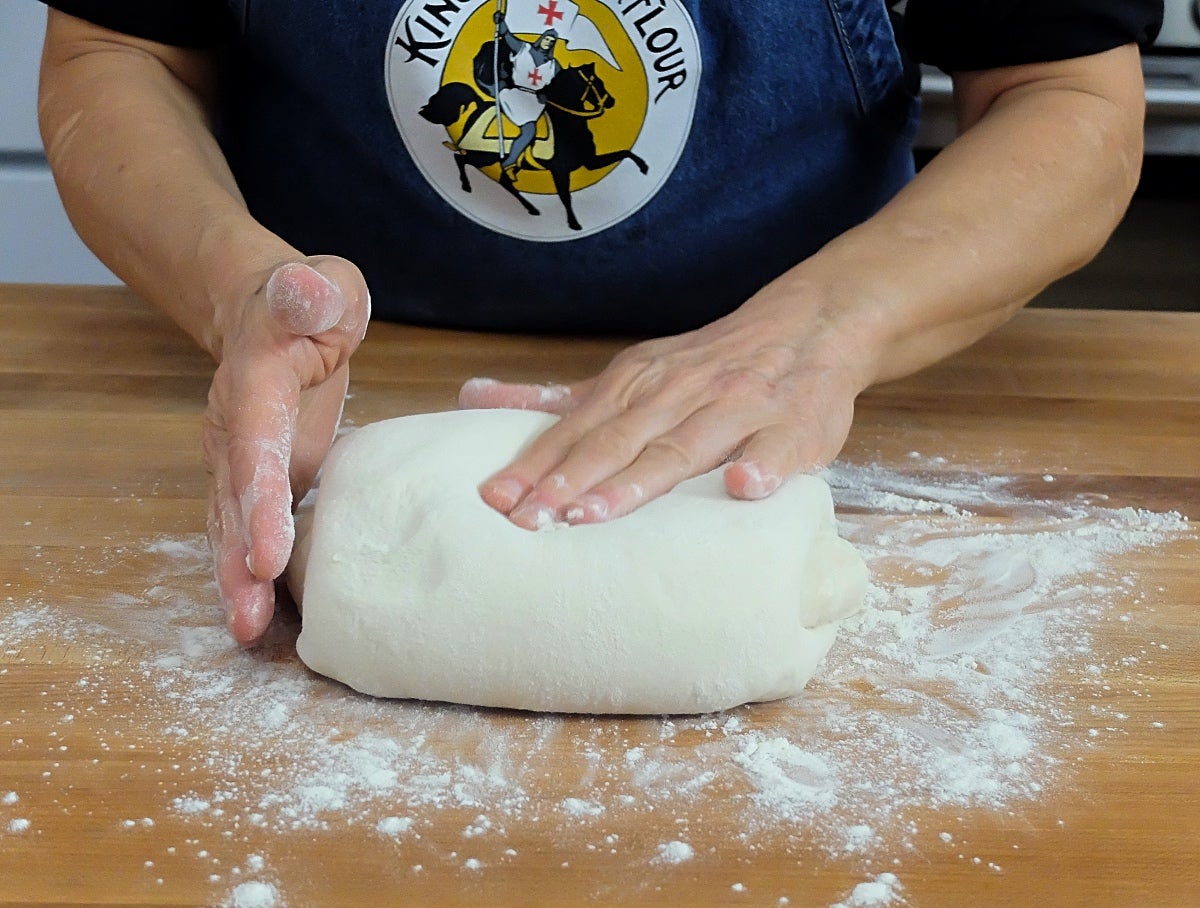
[493,10,561,174]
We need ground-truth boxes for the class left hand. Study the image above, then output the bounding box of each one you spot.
[459,282,873,529]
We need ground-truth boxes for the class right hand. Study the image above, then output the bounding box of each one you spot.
[204,256,370,645]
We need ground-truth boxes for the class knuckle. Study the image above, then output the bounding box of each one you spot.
[642,435,697,474]
[600,348,635,384]
[755,344,800,377]
[584,421,642,462]
[287,340,340,389]
[602,347,669,397]
[714,367,775,402]
[608,342,652,371]
[314,343,344,384]
[655,366,706,400]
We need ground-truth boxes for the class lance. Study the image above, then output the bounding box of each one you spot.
[493,0,507,164]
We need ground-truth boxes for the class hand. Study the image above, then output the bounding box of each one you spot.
[460,284,872,529]
[204,257,369,644]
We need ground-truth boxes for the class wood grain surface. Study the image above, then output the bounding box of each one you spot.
[0,284,1197,907]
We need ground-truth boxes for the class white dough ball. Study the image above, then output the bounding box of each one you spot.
[294,409,866,714]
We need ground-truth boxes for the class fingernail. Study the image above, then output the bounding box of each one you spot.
[458,376,499,408]
[740,462,782,499]
[510,502,555,530]
[266,264,342,335]
[481,477,526,511]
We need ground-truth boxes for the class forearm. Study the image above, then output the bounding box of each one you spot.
[39,12,297,358]
[782,45,1145,387]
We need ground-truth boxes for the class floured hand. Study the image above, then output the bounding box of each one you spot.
[460,279,873,529]
[204,257,369,645]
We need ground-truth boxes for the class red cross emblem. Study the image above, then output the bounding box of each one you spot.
[527,68,544,87]
[538,1,564,27]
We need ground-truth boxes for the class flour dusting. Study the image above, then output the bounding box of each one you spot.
[832,872,903,907]
[228,881,280,908]
[1,459,1189,905]
[655,840,695,865]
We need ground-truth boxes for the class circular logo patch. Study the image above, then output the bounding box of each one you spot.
[385,0,700,242]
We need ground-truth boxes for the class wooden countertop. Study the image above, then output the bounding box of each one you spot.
[1,284,1197,907]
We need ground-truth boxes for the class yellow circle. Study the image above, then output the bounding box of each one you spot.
[440,1,648,195]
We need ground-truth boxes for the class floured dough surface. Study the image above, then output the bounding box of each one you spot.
[294,409,867,714]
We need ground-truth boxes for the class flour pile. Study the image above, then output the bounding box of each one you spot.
[1,459,1189,906]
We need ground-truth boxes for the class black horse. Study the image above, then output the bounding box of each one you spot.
[419,52,648,231]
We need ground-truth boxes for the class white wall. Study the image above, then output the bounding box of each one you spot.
[0,4,119,284]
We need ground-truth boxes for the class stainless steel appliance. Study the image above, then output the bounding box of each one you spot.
[917,0,1200,155]
[1155,0,1200,50]
[1142,0,1200,154]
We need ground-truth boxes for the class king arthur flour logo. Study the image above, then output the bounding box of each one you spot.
[386,0,701,241]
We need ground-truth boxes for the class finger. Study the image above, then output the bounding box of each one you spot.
[266,261,346,337]
[724,419,845,500]
[265,257,370,341]
[224,365,299,583]
[723,457,785,500]
[303,255,372,343]
[238,436,296,581]
[474,387,618,514]
[562,404,753,523]
[457,376,590,415]
[207,440,276,645]
[259,259,371,392]
[291,363,350,502]
[474,343,705,519]
[505,403,686,529]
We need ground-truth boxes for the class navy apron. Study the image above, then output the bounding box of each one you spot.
[216,0,918,335]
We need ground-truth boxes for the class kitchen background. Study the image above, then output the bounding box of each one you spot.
[2,3,1197,309]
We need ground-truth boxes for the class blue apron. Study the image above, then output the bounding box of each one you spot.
[216,0,918,334]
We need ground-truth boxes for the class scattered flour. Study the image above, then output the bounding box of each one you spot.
[654,840,695,865]
[7,818,31,835]
[376,816,414,836]
[0,460,1190,902]
[561,797,605,818]
[833,872,903,907]
[227,881,280,908]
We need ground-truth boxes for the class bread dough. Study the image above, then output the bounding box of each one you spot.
[293,409,867,714]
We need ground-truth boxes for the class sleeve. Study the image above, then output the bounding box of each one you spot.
[903,0,1164,73]
[40,0,235,48]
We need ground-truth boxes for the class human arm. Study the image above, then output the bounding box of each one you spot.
[494,11,522,54]
[38,10,370,643]
[464,44,1147,527]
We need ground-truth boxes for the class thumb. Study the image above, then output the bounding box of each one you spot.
[265,257,370,342]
